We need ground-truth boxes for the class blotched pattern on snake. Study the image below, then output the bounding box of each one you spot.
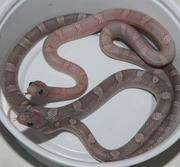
[2,9,180,162]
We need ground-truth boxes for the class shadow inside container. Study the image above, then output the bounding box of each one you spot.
[21,127,66,144]
[30,95,64,106]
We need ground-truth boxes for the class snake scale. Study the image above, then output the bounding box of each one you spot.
[1,8,180,162]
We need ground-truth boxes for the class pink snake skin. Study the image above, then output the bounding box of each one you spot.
[2,9,180,162]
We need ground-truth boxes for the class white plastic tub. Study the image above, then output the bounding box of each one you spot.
[0,0,180,167]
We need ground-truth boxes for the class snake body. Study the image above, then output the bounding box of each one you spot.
[18,69,173,162]
[2,9,180,162]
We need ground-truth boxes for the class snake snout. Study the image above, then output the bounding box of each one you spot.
[27,81,48,97]
[17,111,48,130]
[27,83,40,96]
[17,113,29,125]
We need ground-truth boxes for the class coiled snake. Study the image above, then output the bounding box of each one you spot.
[2,9,180,162]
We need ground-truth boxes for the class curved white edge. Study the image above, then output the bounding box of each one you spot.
[163,0,180,18]
[0,0,179,167]
[0,0,17,22]
[0,0,26,30]
[154,0,180,27]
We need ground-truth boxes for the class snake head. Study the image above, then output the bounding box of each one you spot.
[17,111,48,132]
[27,81,48,97]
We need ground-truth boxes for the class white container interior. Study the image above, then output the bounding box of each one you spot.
[0,0,180,167]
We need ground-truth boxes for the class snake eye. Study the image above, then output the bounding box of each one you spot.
[27,121,34,127]
[39,89,43,95]
[29,82,33,86]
